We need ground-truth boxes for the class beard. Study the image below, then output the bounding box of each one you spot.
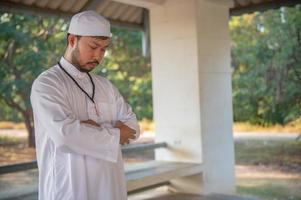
[71,45,99,73]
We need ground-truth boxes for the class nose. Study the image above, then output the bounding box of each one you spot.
[93,49,105,61]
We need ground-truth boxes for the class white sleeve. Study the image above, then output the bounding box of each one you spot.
[30,75,120,162]
[112,85,140,142]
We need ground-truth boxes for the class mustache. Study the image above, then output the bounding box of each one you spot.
[87,61,99,65]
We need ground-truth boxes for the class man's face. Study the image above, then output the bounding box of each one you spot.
[70,36,110,72]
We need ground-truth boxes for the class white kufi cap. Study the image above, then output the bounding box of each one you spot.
[68,10,112,37]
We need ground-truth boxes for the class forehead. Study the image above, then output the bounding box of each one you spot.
[82,36,110,46]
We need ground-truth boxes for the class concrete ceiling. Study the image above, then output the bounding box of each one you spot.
[0,0,300,30]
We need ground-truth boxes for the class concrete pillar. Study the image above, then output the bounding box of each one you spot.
[196,0,236,194]
[149,0,235,195]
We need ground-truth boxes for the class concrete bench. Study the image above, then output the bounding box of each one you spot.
[125,160,203,193]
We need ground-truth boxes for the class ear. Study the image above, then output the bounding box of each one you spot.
[68,34,77,48]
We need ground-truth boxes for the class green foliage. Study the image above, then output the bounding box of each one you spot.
[230,5,301,125]
[0,100,22,122]
[0,12,66,114]
[0,12,152,125]
[0,12,67,146]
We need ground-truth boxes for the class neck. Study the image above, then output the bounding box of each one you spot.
[63,50,82,72]
[64,51,73,66]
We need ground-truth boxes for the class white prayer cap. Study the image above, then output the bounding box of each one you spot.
[68,10,112,37]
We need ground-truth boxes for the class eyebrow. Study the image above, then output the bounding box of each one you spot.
[91,41,110,48]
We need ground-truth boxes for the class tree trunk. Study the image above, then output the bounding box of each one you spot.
[22,108,35,148]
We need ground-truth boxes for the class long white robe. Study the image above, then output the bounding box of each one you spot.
[30,57,140,200]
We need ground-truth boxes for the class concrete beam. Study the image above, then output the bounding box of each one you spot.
[111,0,165,8]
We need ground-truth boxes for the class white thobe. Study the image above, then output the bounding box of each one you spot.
[30,57,140,200]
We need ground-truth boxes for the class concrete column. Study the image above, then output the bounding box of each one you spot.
[150,0,202,163]
[196,0,236,194]
[149,0,235,195]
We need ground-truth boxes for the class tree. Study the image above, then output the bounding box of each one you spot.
[0,12,66,147]
[230,5,301,125]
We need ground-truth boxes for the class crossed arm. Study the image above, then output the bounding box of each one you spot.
[81,119,135,145]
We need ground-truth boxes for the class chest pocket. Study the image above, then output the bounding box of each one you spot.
[96,102,115,124]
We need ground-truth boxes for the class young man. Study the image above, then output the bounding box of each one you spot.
[30,10,140,200]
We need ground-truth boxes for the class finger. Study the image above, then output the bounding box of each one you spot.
[89,119,99,126]
[81,120,101,127]
[81,119,95,124]
[129,132,136,139]
[90,121,101,127]
[93,123,101,127]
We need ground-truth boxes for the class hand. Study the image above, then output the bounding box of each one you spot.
[115,121,135,145]
[81,119,101,128]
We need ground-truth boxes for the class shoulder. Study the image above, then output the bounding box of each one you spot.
[32,65,64,91]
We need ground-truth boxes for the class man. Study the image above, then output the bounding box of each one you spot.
[30,10,140,200]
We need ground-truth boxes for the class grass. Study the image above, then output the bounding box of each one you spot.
[234,118,301,133]
[235,140,301,171]
[0,136,34,165]
[0,136,25,146]
[237,178,301,200]
[138,118,301,133]
[235,140,301,200]
[0,121,26,129]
